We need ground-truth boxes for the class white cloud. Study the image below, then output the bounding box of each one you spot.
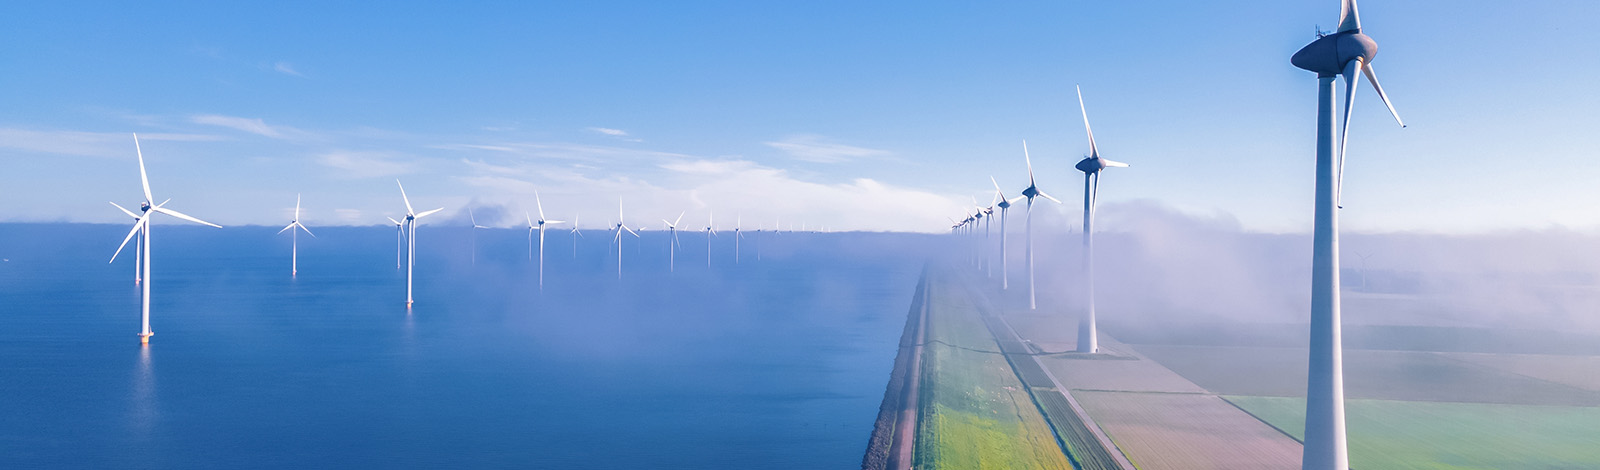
[191,114,309,139]
[318,151,418,178]
[335,209,362,222]
[586,127,643,142]
[273,61,305,78]
[764,134,891,163]
[0,128,223,157]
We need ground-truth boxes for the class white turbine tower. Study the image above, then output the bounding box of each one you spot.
[387,217,405,270]
[277,194,316,277]
[109,134,221,344]
[1290,1,1405,468]
[704,211,718,267]
[469,208,489,266]
[662,212,686,272]
[734,215,746,264]
[611,200,640,278]
[396,180,444,308]
[109,202,144,284]
[531,191,564,289]
[991,176,1023,290]
[1018,141,1061,310]
[1072,86,1130,354]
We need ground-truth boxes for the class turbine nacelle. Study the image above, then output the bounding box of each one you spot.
[1074,155,1130,174]
[1291,31,1378,78]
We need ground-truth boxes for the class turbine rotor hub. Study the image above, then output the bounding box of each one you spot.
[1292,30,1378,77]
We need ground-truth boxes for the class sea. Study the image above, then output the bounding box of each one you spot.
[0,223,937,469]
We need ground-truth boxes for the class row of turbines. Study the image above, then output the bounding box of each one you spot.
[948,1,1404,468]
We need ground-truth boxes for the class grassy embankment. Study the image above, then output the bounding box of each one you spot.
[1227,396,1600,469]
[913,271,1071,470]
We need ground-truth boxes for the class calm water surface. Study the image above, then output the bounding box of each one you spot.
[0,224,934,468]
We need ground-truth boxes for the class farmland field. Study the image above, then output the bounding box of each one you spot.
[1442,352,1600,392]
[1074,391,1299,470]
[1227,396,1600,470]
[914,272,1072,470]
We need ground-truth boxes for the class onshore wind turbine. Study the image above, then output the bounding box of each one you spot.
[991,176,1023,290]
[397,180,443,308]
[1289,0,1405,468]
[109,134,222,344]
[612,200,639,278]
[663,212,685,272]
[277,194,316,277]
[532,191,565,289]
[1073,86,1130,354]
[1019,140,1061,310]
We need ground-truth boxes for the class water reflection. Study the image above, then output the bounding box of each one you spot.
[130,345,156,435]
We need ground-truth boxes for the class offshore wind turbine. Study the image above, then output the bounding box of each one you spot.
[704,211,718,267]
[109,202,144,284]
[531,191,565,289]
[397,180,444,308]
[611,200,639,278]
[468,208,489,266]
[991,176,1023,290]
[734,215,746,264]
[1290,1,1405,468]
[387,217,405,269]
[277,194,316,277]
[570,213,583,259]
[662,212,685,272]
[1072,86,1130,354]
[109,134,222,344]
[1019,140,1061,310]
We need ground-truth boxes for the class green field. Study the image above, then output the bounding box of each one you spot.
[1227,396,1600,470]
[914,273,1071,470]
[1074,391,1300,470]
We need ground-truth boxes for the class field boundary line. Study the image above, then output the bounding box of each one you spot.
[1217,396,1306,444]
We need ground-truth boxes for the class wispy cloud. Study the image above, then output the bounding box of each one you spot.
[318,151,418,178]
[191,114,309,140]
[586,127,642,142]
[273,61,305,78]
[0,128,223,157]
[764,134,890,163]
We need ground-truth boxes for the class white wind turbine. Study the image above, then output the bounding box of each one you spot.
[704,211,718,267]
[387,217,405,270]
[570,213,583,259]
[611,200,640,278]
[277,194,316,277]
[1072,86,1131,354]
[531,191,565,289]
[1018,141,1061,310]
[396,180,444,308]
[662,212,686,272]
[109,202,144,284]
[109,134,222,344]
[991,176,1024,290]
[469,208,489,266]
[734,215,747,264]
[1290,0,1405,468]
[975,196,994,277]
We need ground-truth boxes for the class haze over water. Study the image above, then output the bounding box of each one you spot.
[0,224,934,468]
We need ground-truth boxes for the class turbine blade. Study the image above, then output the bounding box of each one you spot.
[470,208,477,226]
[1102,158,1130,168]
[111,218,145,263]
[546,220,564,224]
[295,193,302,220]
[1338,0,1361,33]
[298,222,316,237]
[387,217,402,226]
[134,134,154,204]
[1362,62,1405,127]
[1338,57,1362,205]
[154,206,222,228]
[536,190,547,220]
[1022,140,1035,184]
[396,180,414,215]
[674,211,684,227]
[1039,191,1062,204]
[109,201,138,219]
[527,211,535,228]
[625,225,639,238]
[1076,85,1099,158]
[279,222,296,234]
[416,208,444,219]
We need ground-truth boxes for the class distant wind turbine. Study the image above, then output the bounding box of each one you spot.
[991,176,1023,290]
[109,202,144,284]
[1289,0,1405,468]
[531,191,564,289]
[1019,140,1061,310]
[387,217,405,270]
[611,200,639,278]
[109,134,222,344]
[469,208,489,266]
[1072,86,1130,354]
[277,194,316,277]
[396,180,444,308]
[734,215,746,264]
[663,212,686,272]
[570,213,583,259]
[705,211,718,267]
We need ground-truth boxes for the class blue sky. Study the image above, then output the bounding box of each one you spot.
[2,0,1597,232]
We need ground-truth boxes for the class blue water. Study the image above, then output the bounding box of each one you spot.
[0,223,935,468]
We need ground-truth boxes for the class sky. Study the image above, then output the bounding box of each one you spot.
[2,0,1597,233]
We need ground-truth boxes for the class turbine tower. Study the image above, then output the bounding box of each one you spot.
[1290,1,1405,468]
[277,194,316,277]
[1072,86,1130,354]
[1019,141,1061,310]
[396,180,444,308]
[662,212,685,272]
[109,134,222,344]
[532,191,565,289]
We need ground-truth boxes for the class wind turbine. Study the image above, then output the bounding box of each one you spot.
[662,212,686,272]
[570,213,583,259]
[397,180,444,308]
[277,194,316,277]
[611,199,639,278]
[734,215,747,264]
[704,211,718,267]
[387,217,405,270]
[991,177,1023,290]
[109,202,144,284]
[468,208,489,266]
[109,134,221,344]
[1072,86,1131,354]
[1290,1,1405,468]
[531,191,565,289]
[976,196,994,277]
[1019,140,1061,310]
